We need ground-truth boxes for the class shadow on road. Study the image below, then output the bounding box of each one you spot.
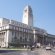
[0,50,17,53]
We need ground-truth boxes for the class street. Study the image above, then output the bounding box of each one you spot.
[0,48,55,55]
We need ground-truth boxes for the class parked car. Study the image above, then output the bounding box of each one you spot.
[45,44,51,50]
[46,46,51,50]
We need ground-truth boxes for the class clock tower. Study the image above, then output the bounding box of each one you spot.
[22,5,33,27]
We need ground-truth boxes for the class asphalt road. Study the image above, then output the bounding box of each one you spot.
[0,48,55,55]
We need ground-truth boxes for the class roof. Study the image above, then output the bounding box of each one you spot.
[47,34,55,38]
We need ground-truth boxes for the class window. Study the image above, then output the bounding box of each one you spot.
[20,37,22,42]
[23,28,25,32]
[12,31,14,36]
[25,37,27,42]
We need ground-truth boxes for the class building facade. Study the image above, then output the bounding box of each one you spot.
[0,5,55,47]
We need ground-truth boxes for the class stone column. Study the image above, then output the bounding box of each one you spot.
[33,30,36,43]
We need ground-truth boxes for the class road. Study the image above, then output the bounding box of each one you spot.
[0,48,55,55]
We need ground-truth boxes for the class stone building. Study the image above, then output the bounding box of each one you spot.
[0,5,55,47]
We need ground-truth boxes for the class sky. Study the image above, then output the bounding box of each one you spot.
[0,0,55,35]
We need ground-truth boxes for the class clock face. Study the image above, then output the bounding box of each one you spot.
[25,9,27,13]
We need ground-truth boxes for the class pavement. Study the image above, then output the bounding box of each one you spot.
[34,48,55,55]
[0,48,55,55]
